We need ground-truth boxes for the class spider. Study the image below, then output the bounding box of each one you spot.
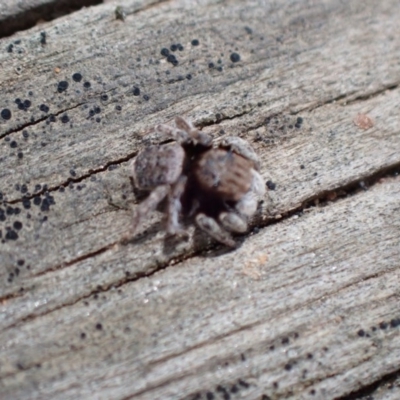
[130,117,265,247]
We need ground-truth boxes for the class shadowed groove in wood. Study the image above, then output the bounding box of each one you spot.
[2,79,399,207]
[335,367,400,400]
[0,0,103,39]
[0,102,85,140]
[3,161,399,335]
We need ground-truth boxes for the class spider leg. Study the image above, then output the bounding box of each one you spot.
[154,123,190,143]
[166,176,188,236]
[219,212,247,233]
[175,116,212,147]
[130,185,169,235]
[195,213,237,247]
[235,169,265,218]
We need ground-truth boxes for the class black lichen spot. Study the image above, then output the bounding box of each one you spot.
[244,26,253,34]
[230,385,239,393]
[167,54,178,66]
[206,392,214,400]
[208,62,215,69]
[390,318,400,328]
[266,180,276,190]
[57,81,69,93]
[40,198,50,212]
[7,44,14,53]
[101,94,108,101]
[115,105,122,111]
[379,321,388,330]
[307,353,313,359]
[284,363,292,371]
[186,74,192,80]
[282,337,290,345]
[70,169,76,177]
[237,379,249,388]
[39,104,49,113]
[23,99,31,109]
[295,117,303,128]
[230,52,241,62]
[40,32,47,45]
[177,43,184,51]
[191,39,200,46]
[6,230,18,240]
[83,81,91,89]
[133,87,140,96]
[72,72,82,82]
[170,44,178,52]
[13,221,22,230]
[10,141,18,148]
[20,184,27,193]
[357,329,366,337]
[61,114,70,124]
[94,106,101,114]
[96,117,101,123]
[33,196,41,206]
[143,94,150,101]
[160,48,170,57]
[216,386,230,400]
[95,323,103,330]
[22,198,31,209]
[1,109,12,120]
[6,207,15,215]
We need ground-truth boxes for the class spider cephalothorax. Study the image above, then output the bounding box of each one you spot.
[130,117,265,247]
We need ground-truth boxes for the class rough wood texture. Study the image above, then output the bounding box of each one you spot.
[0,0,399,399]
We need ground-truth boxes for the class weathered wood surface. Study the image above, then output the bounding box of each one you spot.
[0,0,399,399]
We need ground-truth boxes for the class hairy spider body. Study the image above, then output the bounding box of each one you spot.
[130,117,265,247]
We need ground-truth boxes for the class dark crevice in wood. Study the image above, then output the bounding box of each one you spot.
[342,83,400,106]
[5,150,138,205]
[3,164,399,334]
[0,0,103,39]
[310,82,400,109]
[335,367,400,400]
[0,102,85,140]
[5,80,400,206]
[198,81,400,132]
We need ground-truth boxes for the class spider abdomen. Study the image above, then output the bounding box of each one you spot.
[194,148,253,202]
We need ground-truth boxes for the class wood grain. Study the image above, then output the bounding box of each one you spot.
[0,0,400,399]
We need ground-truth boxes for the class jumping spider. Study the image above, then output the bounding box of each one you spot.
[130,117,265,247]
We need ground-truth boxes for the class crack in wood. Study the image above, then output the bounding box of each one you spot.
[0,102,85,140]
[4,82,399,207]
[3,164,399,335]
[335,367,400,400]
